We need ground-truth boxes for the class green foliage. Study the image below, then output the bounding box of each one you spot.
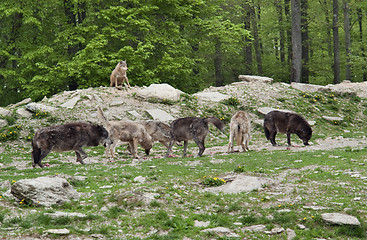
[0,0,250,105]
[221,97,241,107]
[201,176,226,187]
[0,125,22,142]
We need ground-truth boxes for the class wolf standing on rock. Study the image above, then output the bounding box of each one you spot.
[263,110,312,146]
[110,60,130,88]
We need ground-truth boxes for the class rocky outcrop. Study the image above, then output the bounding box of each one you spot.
[11,176,80,207]
[136,83,182,101]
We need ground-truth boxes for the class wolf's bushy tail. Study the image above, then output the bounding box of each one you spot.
[204,117,225,132]
[97,106,110,126]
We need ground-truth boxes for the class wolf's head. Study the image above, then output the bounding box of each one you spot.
[118,60,128,71]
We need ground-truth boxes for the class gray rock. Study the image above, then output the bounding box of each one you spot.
[44,228,70,235]
[257,107,294,115]
[238,75,273,83]
[11,176,80,207]
[128,110,142,119]
[201,227,239,238]
[9,98,32,108]
[60,96,80,108]
[303,206,330,211]
[322,116,343,122]
[136,83,182,101]
[194,220,210,228]
[242,224,266,232]
[291,82,327,92]
[110,100,124,106]
[16,108,33,118]
[204,175,273,194]
[193,92,230,102]
[286,228,296,240]
[0,107,11,116]
[25,102,58,113]
[321,213,360,226]
[45,211,87,218]
[0,119,7,128]
[265,227,285,235]
[134,176,146,184]
[145,109,174,122]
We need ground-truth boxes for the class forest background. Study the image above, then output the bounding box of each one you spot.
[0,0,366,107]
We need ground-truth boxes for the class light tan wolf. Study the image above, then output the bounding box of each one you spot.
[97,106,153,159]
[110,60,130,88]
[227,111,251,153]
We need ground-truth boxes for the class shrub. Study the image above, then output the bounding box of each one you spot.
[202,176,226,187]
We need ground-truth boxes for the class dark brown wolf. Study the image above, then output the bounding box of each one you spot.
[97,107,153,159]
[110,60,130,88]
[31,122,110,168]
[164,117,225,157]
[263,110,312,146]
[227,111,251,152]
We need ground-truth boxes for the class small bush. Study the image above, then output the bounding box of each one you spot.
[0,125,22,142]
[221,97,241,107]
[202,176,226,187]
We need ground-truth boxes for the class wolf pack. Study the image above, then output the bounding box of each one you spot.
[31,60,313,168]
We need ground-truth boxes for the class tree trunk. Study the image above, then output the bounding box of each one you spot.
[275,0,285,62]
[243,2,253,74]
[333,0,340,84]
[284,0,292,63]
[251,3,262,75]
[291,0,302,83]
[301,0,309,83]
[214,39,223,87]
[343,0,351,81]
[357,8,366,81]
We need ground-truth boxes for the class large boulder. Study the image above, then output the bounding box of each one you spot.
[25,102,58,113]
[136,83,183,101]
[321,213,360,226]
[11,176,80,207]
[238,75,273,83]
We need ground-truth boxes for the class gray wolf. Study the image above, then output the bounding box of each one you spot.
[263,110,312,146]
[110,60,130,88]
[164,117,225,157]
[31,122,110,168]
[227,111,251,152]
[97,106,153,159]
[138,120,172,148]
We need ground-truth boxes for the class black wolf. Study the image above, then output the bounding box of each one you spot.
[263,110,312,146]
[164,117,225,157]
[32,122,110,168]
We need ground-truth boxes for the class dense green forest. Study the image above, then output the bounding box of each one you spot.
[0,0,366,106]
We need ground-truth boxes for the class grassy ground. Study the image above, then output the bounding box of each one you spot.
[1,86,367,239]
[0,139,367,239]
